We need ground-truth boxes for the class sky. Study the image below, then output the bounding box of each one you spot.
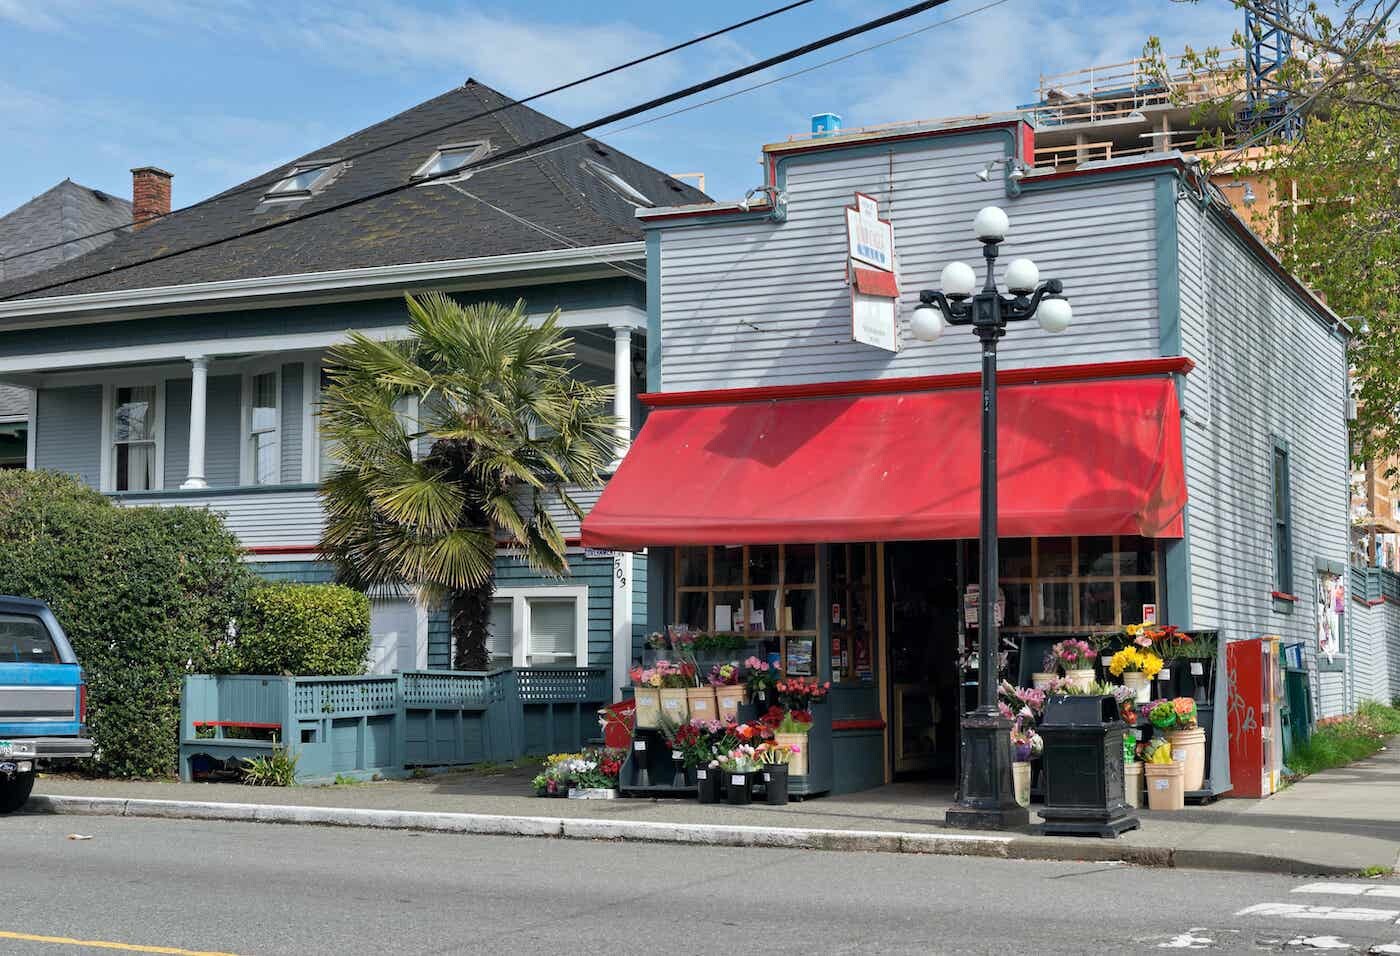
[0,0,1244,216]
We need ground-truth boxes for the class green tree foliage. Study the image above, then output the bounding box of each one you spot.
[211,583,370,676]
[318,294,618,670]
[0,470,252,777]
[1148,3,1400,465]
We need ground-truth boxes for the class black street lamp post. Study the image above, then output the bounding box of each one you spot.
[912,205,1072,830]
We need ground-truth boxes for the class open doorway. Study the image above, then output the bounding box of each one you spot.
[885,541,962,781]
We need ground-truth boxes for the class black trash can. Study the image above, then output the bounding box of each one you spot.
[1036,694,1139,838]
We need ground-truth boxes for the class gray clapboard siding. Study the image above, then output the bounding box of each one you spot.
[511,484,604,539]
[280,363,303,484]
[162,374,241,488]
[34,385,100,486]
[163,378,191,489]
[119,487,324,548]
[657,139,1160,391]
[1176,200,1351,715]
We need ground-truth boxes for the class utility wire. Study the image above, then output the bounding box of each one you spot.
[0,0,817,269]
[2,0,958,303]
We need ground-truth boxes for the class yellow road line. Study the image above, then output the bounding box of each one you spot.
[0,930,243,955]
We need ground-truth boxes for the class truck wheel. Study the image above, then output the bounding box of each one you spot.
[0,772,35,813]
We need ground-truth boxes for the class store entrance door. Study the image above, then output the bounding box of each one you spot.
[885,541,963,781]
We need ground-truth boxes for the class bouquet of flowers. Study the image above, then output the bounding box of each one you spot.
[1143,737,1174,764]
[744,656,778,697]
[758,741,799,765]
[1045,639,1096,672]
[652,659,695,689]
[1148,697,1199,731]
[629,665,662,688]
[1123,734,1139,763]
[532,748,624,794]
[718,745,763,773]
[644,632,668,651]
[1009,722,1043,762]
[776,676,831,712]
[1170,696,1198,729]
[708,661,744,687]
[1108,647,1163,678]
[774,710,813,734]
[997,681,1046,724]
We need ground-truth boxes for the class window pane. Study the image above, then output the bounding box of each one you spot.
[677,591,708,631]
[251,372,277,433]
[1077,536,1115,577]
[1002,582,1031,629]
[1038,538,1073,578]
[487,600,512,665]
[748,545,779,587]
[1117,536,1157,576]
[115,441,155,492]
[677,547,708,588]
[713,591,744,633]
[253,432,277,485]
[0,614,58,664]
[783,545,817,585]
[782,588,817,632]
[528,599,576,666]
[425,148,477,175]
[1119,580,1158,627]
[1001,538,1032,578]
[1080,580,1117,627]
[748,589,777,633]
[114,386,154,442]
[1038,582,1073,627]
[713,547,744,587]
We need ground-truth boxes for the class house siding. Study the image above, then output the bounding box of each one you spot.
[280,362,303,484]
[631,552,649,668]
[247,560,336,585]
[118,487,324,547]
[163,378,191,489]
[1176,199,1351,716]
[33,385,100,485]
[205,375,242,487]
[656,140,1160,391]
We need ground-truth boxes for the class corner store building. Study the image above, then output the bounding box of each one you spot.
[582,117,1352,795]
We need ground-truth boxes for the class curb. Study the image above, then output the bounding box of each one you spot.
[25,795,1355,875]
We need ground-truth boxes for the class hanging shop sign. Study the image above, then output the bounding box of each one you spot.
[845,192,900,354]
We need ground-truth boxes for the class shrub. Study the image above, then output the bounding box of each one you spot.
[0,471,253,777]
[214,583,370,676]
[240,746,298,786]
[1289,701,1400,778]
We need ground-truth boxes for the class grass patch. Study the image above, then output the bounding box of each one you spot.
[1360,865,1394,878]
[1287,701,1400,779]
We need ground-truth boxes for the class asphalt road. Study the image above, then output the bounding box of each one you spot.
[2,815,1400,955]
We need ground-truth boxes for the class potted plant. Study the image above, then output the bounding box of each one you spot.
[1142,737,1185,810]
[1046,639,1097,691]
[563,748,623,799]
[710,662,747,721]
[719,746,762,805]
[744,656,778,710]
[759,742,796,805]
[1108,647,1162,704]
[1153,697,1206,792]
[629,665,663,729]
[774,676,829,777]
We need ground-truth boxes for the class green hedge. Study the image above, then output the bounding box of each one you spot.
[214,583,370,676]
[0,471,252,777]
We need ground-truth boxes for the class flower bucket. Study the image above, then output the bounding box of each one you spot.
[1144,760,1185,811]
[686,686,717,722]
[715,685,746,722]
[633,688,661,729]
[725,770,755,805]
[1122,671,1150,704]
[1031,672,1057,691]
[1012,761,1031,808]
[774,731,809,777]
[1166,727,1207,792]
[1124,760,1143,809]
[1065,668,1096,692]
[763,764,789,805]
[695,767,720,804]
[659,688,689,723]
[567,788,618,800]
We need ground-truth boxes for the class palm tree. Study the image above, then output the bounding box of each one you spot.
[318,293,619,670]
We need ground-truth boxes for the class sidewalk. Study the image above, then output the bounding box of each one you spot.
[28,744,1400,876]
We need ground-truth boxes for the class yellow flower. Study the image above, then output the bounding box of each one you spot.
[1125,624,1143,638]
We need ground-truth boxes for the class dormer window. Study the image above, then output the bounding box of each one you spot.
[262,161,341,204]
[413,142,490,183]
[582,159,653,208]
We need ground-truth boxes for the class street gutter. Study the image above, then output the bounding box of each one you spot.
[25,794,1356,876]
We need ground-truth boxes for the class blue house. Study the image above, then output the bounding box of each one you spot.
[0,81,705,698]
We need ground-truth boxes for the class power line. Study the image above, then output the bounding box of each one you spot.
[2,0,958,303]
[0,0,817,269]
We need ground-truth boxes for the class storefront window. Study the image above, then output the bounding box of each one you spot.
[829,543,876,685]
[673,544,820,672]
[977,536,1160,632]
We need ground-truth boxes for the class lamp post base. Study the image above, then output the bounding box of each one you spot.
[945,709,1030,831]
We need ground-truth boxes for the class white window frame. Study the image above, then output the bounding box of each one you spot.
[484,586,589,669]
[262,161,341,203]
[240,366,282,486]
[581,159,654,207]
[99,379,165,493]
[412,142,490,184]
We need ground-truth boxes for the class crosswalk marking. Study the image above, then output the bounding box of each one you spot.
[1235,902,1400,922]
[1293,883,1400,899]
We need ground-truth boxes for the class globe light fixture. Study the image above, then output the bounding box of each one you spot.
[914,206,1071,834]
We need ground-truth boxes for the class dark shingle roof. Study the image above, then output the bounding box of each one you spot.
[0,179,132,283]
[0,81,707,302]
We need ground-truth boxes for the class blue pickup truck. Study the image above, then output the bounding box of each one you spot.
[0,597,94,812]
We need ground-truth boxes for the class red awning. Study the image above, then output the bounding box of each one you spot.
[582,374,1187,549]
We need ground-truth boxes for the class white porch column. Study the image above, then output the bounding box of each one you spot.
[180,355,209,489]
[612,326,632,458]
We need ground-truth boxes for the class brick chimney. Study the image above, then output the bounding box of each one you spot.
[130,166,172,230]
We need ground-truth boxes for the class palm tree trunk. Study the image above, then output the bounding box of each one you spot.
[450,583,494,671]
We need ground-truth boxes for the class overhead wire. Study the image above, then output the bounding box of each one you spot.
[2,0,962,302]
[0,0,818,269]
